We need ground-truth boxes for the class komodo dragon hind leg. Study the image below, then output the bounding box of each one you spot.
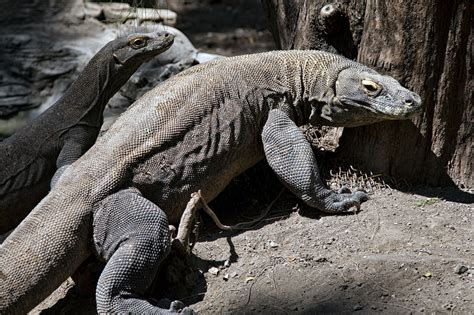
[92,188,194,314]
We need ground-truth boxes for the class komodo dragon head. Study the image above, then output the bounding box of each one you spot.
[111,31,174,66]
[83,30,174,102]
[308,64,422,127]
[94,30,174,92]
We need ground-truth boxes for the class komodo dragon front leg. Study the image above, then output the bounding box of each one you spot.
[51,127,98,187]
[263,109,368,213]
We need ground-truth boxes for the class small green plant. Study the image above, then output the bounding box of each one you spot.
[415,197,441,207]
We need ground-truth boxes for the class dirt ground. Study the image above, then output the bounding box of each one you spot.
[191,187,473,314]
[27,1,474,314]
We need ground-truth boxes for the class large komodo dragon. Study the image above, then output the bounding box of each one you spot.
[0,31,174,234]
[0,50,422,314]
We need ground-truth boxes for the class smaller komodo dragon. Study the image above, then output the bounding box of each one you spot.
[0,30,174,234]
[0,50,422,314]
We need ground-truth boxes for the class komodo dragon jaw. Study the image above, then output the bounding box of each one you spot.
[309,67,422,127]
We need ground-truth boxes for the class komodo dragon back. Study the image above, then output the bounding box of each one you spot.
[0,50,421,314]
[0,30,174,234]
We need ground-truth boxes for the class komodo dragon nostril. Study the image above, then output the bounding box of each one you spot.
[404,93,418,106]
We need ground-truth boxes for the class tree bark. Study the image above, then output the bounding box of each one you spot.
[262,0,472,188]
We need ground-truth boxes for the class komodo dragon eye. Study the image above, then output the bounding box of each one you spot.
[130,37,148,49]
[361,79,381,95]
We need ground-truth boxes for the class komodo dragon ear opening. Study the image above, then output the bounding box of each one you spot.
[113,53,124,65]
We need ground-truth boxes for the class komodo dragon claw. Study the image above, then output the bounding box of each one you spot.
[331,188,370,213]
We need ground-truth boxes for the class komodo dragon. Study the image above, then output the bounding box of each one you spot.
[0,30,174,234]
[0,50,422,314]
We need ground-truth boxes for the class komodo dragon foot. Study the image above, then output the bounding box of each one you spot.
[328,186,370,213]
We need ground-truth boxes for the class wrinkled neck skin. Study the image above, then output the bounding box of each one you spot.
[281,53,354,127]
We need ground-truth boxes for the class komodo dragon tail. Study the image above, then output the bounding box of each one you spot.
[0,189,92,314]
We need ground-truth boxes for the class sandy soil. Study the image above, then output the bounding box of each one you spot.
[190,187,473,314]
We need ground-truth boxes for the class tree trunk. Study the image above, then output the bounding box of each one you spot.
[262,0,472,188]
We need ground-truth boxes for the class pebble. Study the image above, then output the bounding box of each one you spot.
[443,303,455,311]
[326,237,336,245]
[208,267,219,276]
[454,265,468,275]
[269,241,279,248]
[353,304,363,311]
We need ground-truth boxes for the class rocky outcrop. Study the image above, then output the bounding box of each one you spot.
[0,1,220,137]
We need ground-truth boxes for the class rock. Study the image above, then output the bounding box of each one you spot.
[268,241,279,248]
[0,0,117,132]
[84,2,103,19]
[100,2,177,26]
[208,267,219,276]
[454,265,468,275]
[0,8,221,137]
[442,303,455,311]
[353,304,363,311]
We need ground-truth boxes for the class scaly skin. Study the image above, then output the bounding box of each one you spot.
[0,50,421,314]
[0,31,174,234]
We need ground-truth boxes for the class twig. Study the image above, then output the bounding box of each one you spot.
[245,267,269,306]
[199,189,285,231]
